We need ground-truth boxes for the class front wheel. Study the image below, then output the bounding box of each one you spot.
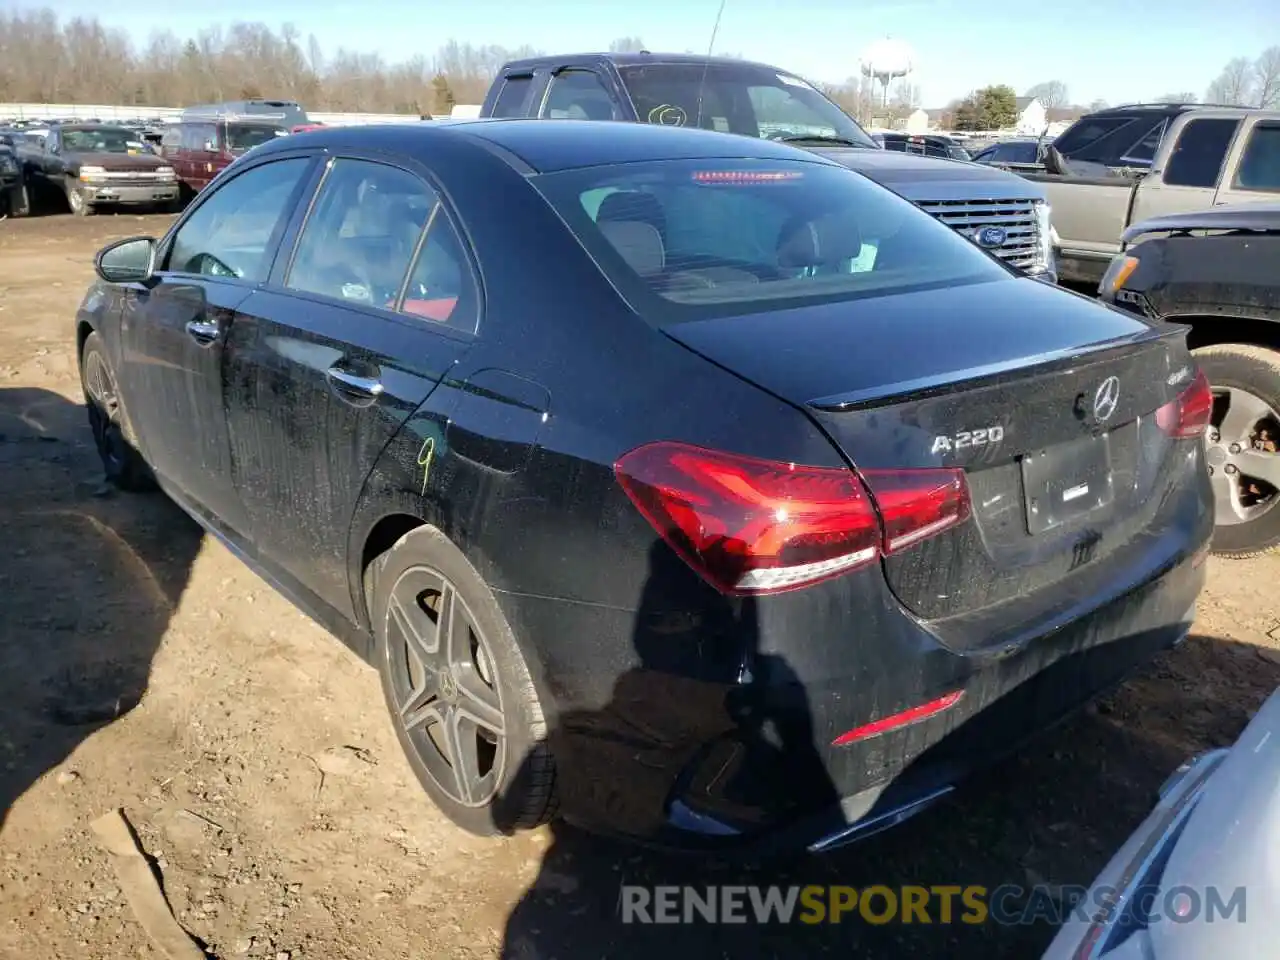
[80,331,155,491]
[66,184,94,217]
[1192,343,1280,557]
[366,526,557,836]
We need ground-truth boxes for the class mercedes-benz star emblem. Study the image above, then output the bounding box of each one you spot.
[1093,376,1121,422]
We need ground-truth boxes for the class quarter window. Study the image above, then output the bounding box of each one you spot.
[286,159,436,308]
[166,157,309,281]
[1233,124,1280,192]
[400,209,480,333]
[1163,118,1240,188]
[491,75,534,118]
[541,70,618,121]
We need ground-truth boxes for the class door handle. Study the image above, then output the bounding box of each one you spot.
[185,319,220,344]
[326,366,385,400]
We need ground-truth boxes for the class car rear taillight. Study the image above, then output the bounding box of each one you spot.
[1156,369,1213,439]
[614,442,971,595]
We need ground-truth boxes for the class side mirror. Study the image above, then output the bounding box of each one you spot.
[95,236,157,284]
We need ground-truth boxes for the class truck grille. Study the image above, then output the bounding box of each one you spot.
[914,197,1043,271]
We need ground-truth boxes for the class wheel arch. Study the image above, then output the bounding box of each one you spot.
[1165,312,1280,354]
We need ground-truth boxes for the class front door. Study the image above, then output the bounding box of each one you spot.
[223,155,480,619]
[120,154,314,539]
[1130,115,1243,225]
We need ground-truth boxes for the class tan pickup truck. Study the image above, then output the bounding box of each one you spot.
[1026,103,1280,285]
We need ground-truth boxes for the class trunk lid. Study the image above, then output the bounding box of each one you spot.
[662,277,1200,628]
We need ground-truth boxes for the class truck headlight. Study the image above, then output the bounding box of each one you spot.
[1034,201,1054,272]
[78,165,106,182]
[156,166,175,179]
[0,157,15,174]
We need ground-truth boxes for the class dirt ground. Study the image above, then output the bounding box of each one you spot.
[0,211,1277,960]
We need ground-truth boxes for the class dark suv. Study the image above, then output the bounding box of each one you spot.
[160,119,288,196]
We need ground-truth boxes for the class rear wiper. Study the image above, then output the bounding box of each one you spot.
[775,135,869,148]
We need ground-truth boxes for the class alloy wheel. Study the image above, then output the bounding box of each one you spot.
[384,565,506,808]
[1204,386,1280,526]
[83,348,126,473]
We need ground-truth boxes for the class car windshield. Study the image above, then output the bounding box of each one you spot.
[226,123,287,152]
[61,127,140,153]
[533,157,1010,324]
[617,62,877,148]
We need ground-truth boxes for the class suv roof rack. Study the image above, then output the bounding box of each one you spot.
[1102,101,1244,111]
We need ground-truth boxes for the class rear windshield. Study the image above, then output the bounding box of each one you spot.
[533,158,1011,323]
[617,62,878,148]
[226,123,287,152]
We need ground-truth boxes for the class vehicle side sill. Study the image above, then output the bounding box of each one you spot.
[154,475,374,662]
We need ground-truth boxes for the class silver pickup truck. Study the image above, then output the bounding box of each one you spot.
[1027,103,1280,285]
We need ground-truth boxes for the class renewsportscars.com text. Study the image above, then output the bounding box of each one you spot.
[619,884,1247,926]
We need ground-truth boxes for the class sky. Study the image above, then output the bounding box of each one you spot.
[45,0,1280,107]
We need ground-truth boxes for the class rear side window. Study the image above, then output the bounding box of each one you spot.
[1164,118,1240,188]
[400,209,481,333]
[540,70,618,120]
[166,157,309,280]
[287,158,435,308]
[533,158,1010,323]
[491,75,534,118]
[1233,124,1280,192]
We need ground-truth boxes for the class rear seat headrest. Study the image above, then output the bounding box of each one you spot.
[598,220,665,276]
[777,212,862,268]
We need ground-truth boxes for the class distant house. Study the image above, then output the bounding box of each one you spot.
[1014,96,1048,135]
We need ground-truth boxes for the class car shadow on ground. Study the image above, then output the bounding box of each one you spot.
[0,386,202,829]
[498,546,1279,959]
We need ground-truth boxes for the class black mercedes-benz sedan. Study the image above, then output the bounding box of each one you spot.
[74,119,1214,853]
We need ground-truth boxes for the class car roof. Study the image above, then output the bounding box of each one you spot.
[258,118,839,174]
[498,51,786,74]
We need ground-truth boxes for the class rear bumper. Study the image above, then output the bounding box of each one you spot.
[74,181,177,205]
[500,516,1209,852]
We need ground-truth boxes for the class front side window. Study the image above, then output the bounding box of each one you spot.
[619,63,876,147]
[541,70,618,121]
[534,158,1009,324]
[1119,119,1167,164]
[287,158,436,307]
[1234,124,1280,192]
[225,123,287,153]
[166,157,309,281]
[1164,118,1240,188]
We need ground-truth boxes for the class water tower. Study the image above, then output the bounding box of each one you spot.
[860,37,915,109]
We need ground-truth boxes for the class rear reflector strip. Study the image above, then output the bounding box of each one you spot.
[832,690,965,746]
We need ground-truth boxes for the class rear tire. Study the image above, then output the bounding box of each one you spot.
[3,183,27,218]
[366,525,557,836]
[1192,343,1280,558]
[80,331,155,492]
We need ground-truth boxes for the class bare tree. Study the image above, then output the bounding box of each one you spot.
[1205,56,1256,105]
[608,36,647,54]
[1025,80,1068,109]
[1154,92,1198,103]
[0,8,553,112]
[1254,45,1280,108]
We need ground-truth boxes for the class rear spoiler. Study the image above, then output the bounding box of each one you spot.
[808,326,1185,412]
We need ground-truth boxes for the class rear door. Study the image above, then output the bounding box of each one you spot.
[222,154,479,620]
[1130,113,1243,223]
[1213,116,1280,207]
